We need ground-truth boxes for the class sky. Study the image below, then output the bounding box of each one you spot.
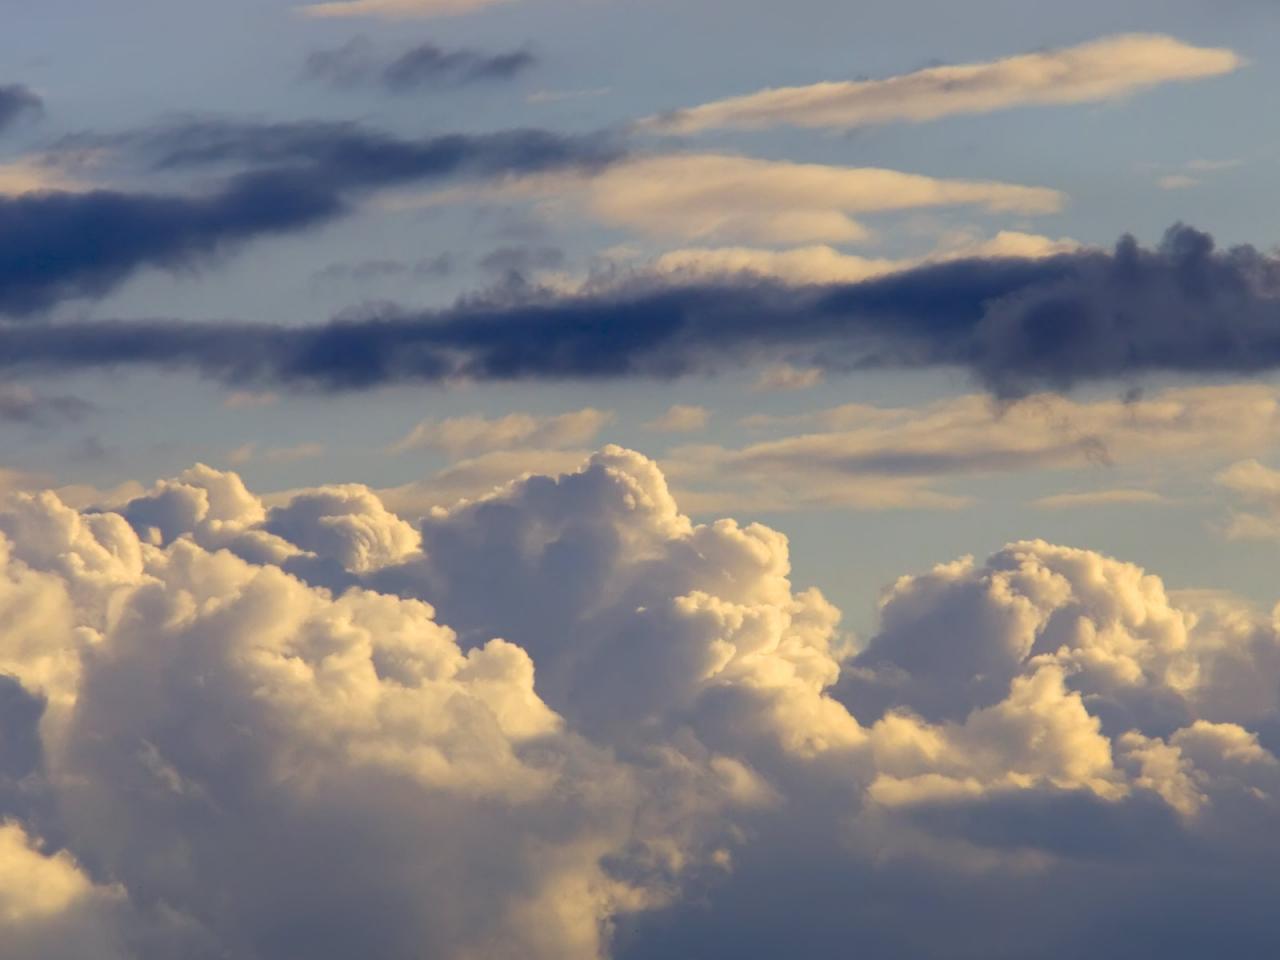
[4,1,1280,957]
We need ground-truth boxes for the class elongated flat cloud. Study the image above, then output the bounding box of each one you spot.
[2,225,1277,397]
[306,38,535,91]
[669,384,1274,512]
[0,122,617,315]
[647,34,1243,133]
[654,231,1079,285]
[444,153,1063,244]
[6,451,1280,957]
[390,407,613,455]
[299,0,515,19]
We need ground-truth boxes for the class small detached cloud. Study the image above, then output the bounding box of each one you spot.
[1032,488,1168,510]
[0,84,42,135]
[306,37,535,92]
[1215,459,1280,540]
[644,404,711,433]
[0,385,94,426]
[644,34,1243,133]
[389,407,613,455]
[299,0,517,20]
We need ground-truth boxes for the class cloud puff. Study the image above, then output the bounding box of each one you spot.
[644,405,710,433]
[0,386,93,426]
[0,85,42,135]
[1215,459,1280,539]
[306,37,534,91]
[646,34,1242,133]
[5,451,1280,955]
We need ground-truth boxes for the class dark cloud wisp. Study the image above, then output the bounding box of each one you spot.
[305,38,536,92]
[1,122,619,316]
[1,226,1277,394]
[0,84,42,134]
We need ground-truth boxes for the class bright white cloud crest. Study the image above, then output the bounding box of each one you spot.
[2,449,1280,957]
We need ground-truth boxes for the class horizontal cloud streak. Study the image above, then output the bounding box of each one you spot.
[1,123,618,315]
[646,34,1242,133]
[1,225,1276,395]
[299,0,515,19]
[306,38,535,91]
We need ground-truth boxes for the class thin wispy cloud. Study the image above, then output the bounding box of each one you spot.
[299,0,516,19]
[645,34,1242,133]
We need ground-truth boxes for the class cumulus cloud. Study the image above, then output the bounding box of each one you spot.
[645,34,1242,133]
[389,407,613,455]
[4,451,1280,956]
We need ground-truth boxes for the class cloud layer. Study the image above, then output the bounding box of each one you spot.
[646,34,1242,133]
[4,450,1280,957]
[3,225,1277,396]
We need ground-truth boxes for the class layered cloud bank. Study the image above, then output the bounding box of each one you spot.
[3,225,1278,397]
[3,450,1280,957]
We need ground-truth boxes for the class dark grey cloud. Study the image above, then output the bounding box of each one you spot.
[0,84,42,134]
[1,121,618,315]
[1,225,1276,395]
[478,245,565,276]
[305,37,535,93]
[312,254,455,285]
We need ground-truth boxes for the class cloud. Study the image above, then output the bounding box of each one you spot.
[6,452,1280,956]
[645,34,1242,133]
[1,225,1277,397]
[306,37,535,91]
[669,384,1280,512]
[0,85,42,135]
[227,442,326,466]
[644,405,711,433]
[389,407,613,455]
[1215,459,1280,539]
[299,0,514,19]
[652,230,1080,285]
[1032,488,1168,510]
[452,153,1063,244]
[0,386,94,426]
[1,121,616,316]
[752,364,824,393]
